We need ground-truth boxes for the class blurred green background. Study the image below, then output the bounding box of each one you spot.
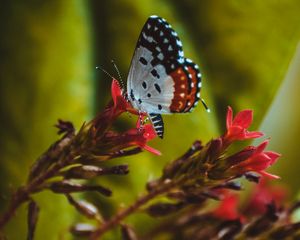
[0,1,300,239]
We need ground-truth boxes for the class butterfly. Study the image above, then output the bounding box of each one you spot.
[125,15,205,139]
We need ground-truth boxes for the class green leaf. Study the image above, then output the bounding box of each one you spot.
[258,44,300,194]
[173,0,300,129]
[0,1,93,239]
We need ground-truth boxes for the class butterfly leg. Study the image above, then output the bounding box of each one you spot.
[143,116,149,124]
[137,111,145,132]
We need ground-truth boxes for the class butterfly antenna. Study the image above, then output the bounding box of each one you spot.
[96,66,114,79]
[111,60,125,90]
[200,98,211,113]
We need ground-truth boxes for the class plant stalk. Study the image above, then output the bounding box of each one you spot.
[90,179,181,239]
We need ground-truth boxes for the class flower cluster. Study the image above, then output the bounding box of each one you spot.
[75,79,160,158]
[0,78,160,239]
[84,106,282,239]
[221,107,280,179]
[0,78,285,240]
[147,181,299,240]
[126,108,284,240]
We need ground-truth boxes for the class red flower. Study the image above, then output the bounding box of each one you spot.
[124,118,161,156]
[110,80,160,155]
[111,79,139,116]
[223,106,264,144]
[213,193,240,220]
[230,140,281,179]
[86,80,160,157]
[244,180,288,216]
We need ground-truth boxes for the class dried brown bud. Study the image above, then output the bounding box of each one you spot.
[64,165,105,179]
[182,140,203,159]
[66,194,102,220]
[289,201,300,214]
[224,146,256,167]
[147,202,185,217]
[245,203,278,237]
[200,190,220,201]
[49,180,112,196]
[214,181,242,191]
[121,224,138,240]
[217,219,242,240]
[204,138,223,164]
[64,164,129,179]
[146,179,161,192]
[166,191,186,200]
[55,119,75,136]
[105,164,129,175]
[27,200,40,240]
[112,148,142,158]
[244,172,261,183]
[270,222,300,239]
[70,223,96,237]
[28,136,72,181]
[162,141,203,180]
[184,193,206,204]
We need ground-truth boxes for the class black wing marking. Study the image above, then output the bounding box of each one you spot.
[135,15,185,75]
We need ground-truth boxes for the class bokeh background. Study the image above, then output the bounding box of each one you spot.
[1,1,300,239]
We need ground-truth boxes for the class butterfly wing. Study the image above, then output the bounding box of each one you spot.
[127,15,202,138]
[127,16,201,114]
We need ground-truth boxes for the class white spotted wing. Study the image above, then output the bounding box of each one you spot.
[126,15,202,138]
[127,15,185,114]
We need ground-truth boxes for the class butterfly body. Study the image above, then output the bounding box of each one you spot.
[126,15,202,138]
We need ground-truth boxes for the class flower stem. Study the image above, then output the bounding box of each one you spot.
[0,187,29,229]
[90,179,179,239]
[0,146,76,229]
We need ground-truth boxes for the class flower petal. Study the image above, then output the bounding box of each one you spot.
[264,151,281,165]
[255,140,269,154]
[258,171,280,179]
[226,106,233,129]
[226,126,244,140]
[143,124,157,141]
[213,194,239,220]
[232,109,253,128]
[237,153,271,170]
[143,145,161,156]
[111,79,122,108]
[248,157,272,171]
[244,131,264,139]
